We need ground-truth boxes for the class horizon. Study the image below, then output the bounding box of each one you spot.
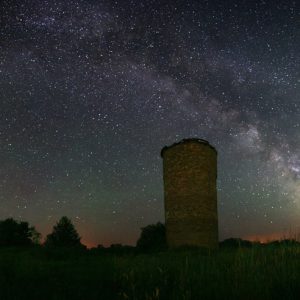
[4,215,300,249]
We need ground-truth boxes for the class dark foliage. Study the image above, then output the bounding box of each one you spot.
[2,245,300,299]
[136,222,167,251]
[0,218,38,247]
[220,238,253,248]
[89,244,136,256]
[267,239,300,247]
[44,216,83,248]
[109,244,136,255]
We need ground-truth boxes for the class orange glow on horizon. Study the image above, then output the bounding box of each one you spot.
[80,239,98,249]
[244,231,300,244]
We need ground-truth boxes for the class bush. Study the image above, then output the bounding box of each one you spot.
[136,222,167,252]
[220,238,253,248]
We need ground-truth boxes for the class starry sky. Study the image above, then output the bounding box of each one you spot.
[0,0,299,247]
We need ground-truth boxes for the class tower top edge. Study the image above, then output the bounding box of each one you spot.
[160,138,217,157]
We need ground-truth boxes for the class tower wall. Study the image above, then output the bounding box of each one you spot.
[161,139,218,248]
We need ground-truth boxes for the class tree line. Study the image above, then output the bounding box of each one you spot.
[1,217,272,250]
[0,216,167,250]
[0,217,83,248]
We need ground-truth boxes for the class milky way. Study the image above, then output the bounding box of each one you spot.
[0,0,299,246]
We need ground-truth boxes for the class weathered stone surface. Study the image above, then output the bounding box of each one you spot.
[161,138,218,248]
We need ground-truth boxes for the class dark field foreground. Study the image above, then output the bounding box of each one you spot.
[1,245,300,300]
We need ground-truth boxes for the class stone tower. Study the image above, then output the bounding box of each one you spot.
[161,138,218,248]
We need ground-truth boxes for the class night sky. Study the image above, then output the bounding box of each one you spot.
[0,0,299,247]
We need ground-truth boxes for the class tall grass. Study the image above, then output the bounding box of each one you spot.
[1,245,300,299]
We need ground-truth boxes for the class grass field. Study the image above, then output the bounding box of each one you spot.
[1,244,300,299]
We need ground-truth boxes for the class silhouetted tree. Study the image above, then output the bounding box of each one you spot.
[136,222,167,251]
[0,218,38,246]
[44,216,82,247]
[31,227,42,245]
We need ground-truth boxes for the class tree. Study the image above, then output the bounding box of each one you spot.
[0,218,39,247]
[30,227,42,245]
[44,216,82,247]
[136,222,167,251]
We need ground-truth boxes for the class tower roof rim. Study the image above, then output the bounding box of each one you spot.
[160,138,217,157]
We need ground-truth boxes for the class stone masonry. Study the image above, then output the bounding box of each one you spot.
[161,138,218,248]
